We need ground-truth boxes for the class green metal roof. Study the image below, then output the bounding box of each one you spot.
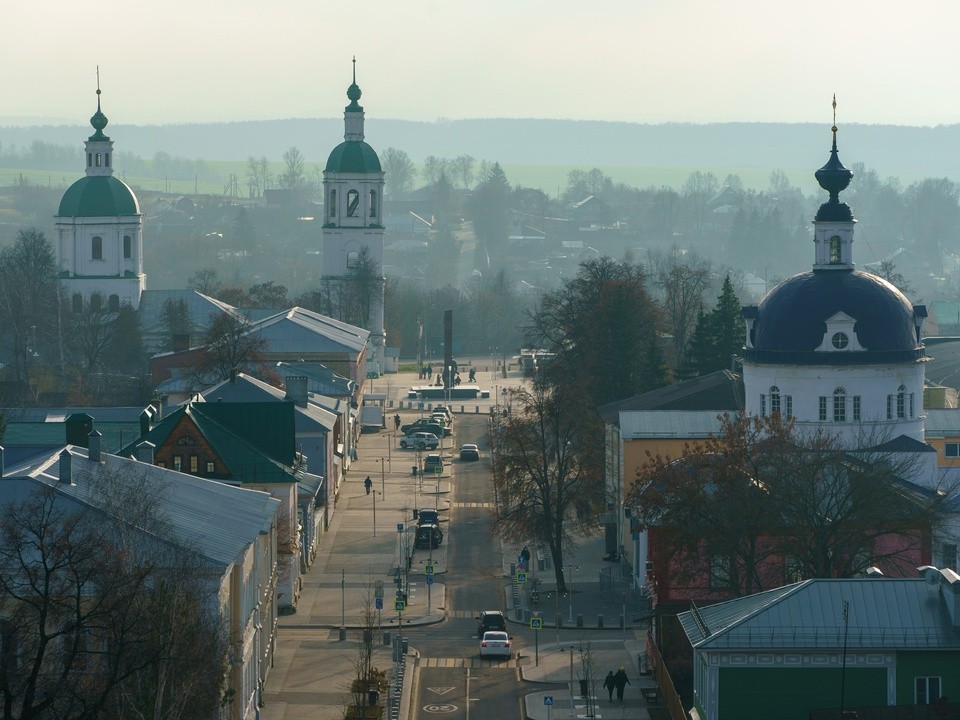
[58,175,141,217]
[119,401,298,485]
[325,140,381,173]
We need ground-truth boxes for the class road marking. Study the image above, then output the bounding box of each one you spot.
[420,657,513,668]
[452,502,495,508]
[423,703,458,713]
[427,687,456,695]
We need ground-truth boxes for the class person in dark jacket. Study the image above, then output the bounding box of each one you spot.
[602,671,615,701]
[613,666,630,701]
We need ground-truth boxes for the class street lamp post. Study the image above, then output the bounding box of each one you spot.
[372,489,378,537]
[380,457,385,495]
[568,564,577,624]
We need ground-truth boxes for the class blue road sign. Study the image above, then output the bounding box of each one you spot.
[544,696,553,706]
[397,523,404,532]
[517,571,528,584]
[425,563,435,575]
[375,597,383,610]
[395,599,406,612]
[426,575,434,585]
[530,616,543,630]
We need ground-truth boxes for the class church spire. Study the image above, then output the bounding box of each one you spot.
[814,94,854,222]
[343,56,365,141]
[85,68,114,177]
[812,96,856,270]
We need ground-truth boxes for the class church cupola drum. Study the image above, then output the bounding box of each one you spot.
[741,99,927,446]
[55,77,145,311]
[321,58,386,376]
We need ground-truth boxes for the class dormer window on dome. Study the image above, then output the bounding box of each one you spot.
[816,312,864,352]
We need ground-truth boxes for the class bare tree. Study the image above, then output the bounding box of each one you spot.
[194,312,266,382]
[491,382,603,593]
[647,247,711,370]
[245,155,271,199]
[380,148,415,198]
[451,155,475,189]
[278,147,305,191]
[63,292,120,386]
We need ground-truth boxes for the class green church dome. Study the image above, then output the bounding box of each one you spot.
[58,175,140,217]
[325,141,381,174]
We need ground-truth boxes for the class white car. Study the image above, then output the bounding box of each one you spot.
[479,631,511,658]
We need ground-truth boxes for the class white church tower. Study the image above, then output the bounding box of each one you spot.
[321,59,386,376]
[741,101,927,447]
[55,82,145,312]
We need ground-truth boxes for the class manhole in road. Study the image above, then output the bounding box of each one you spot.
[423,703,458,713]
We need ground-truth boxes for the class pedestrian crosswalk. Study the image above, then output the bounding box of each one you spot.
[419,657,515,668]
[448,610,477,619]
[451,502,495,509]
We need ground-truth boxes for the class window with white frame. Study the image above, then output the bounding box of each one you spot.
[346,251,359,269]
[760,394,766,415]
[833,388,846,422]
[819,396,828,421]
[945,443,960,458]
[915,676,941,704]
[897,385,906,419]
[770,386,781,415]
[852,395,861,422]
[784,395,793,418]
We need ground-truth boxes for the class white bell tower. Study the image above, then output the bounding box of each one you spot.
[321,59,386,376]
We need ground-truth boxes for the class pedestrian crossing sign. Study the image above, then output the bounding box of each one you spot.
[530,617,543,630]
[516,571,527,584]
[425,563,435,575]
[395,599,406,612]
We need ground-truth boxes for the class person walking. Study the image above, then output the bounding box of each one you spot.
[603,671,615,702]
[394,414,401,431]
[613,666,630,702]
[364,476,372,495]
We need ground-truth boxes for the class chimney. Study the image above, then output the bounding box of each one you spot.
[135,441,155,464]
[150,396,163,420]
[65,413,94,447]
[59,449,73,485]
[88,430,102,463]
[140,407,154,436]
[0,445,4,478]
[286,376,308,407]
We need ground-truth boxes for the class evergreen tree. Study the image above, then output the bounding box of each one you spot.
[681,275,745,378]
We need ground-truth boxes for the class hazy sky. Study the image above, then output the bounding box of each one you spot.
[6,0,960,127]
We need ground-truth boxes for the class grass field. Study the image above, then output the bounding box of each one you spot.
[0,161,818,198]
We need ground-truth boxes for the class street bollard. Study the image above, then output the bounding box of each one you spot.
[598,614,604,628]
[338,627,346,641]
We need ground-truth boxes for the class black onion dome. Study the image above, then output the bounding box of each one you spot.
[746,270,923,365]
[814,126,854,222]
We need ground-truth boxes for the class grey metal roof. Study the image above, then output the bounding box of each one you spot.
[921,409,960,437]
[619,410,734,440]
[250,307,369,354]
[679,577,960,651]
[139,289,240,337]
[6,446,279,568]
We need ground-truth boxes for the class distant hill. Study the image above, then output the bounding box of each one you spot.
[2,117,959,184]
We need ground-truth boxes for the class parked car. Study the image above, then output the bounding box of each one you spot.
[459,444,481,461]
[414,523,443,549]
[400,432,439,450]
[432,406,454,423]
[430,414,449,428]
[422,454,444,474]
[476,610,506,638]
[401,419,451,437]
[415,508,440,526]
[479,631,511,658]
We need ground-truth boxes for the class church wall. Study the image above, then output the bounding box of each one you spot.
[743,361,925,444]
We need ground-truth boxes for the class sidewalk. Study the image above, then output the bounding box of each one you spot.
[520,638,658,720]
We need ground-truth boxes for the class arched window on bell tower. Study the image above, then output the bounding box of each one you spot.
[829,235,842,264]
[329,189,337,219]
[369,190,377,218]
[347,189,359,217]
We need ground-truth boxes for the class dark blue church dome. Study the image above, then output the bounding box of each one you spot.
[745,270,924,364]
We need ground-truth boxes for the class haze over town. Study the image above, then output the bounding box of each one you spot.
[6,0,960,127]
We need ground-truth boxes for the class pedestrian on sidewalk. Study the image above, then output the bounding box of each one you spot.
[613,666,630,702]
[603,671,615,702]
[394,414,401,431]
[364,476,372,495]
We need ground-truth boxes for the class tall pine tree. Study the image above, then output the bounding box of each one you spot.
[680,275,745,378]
